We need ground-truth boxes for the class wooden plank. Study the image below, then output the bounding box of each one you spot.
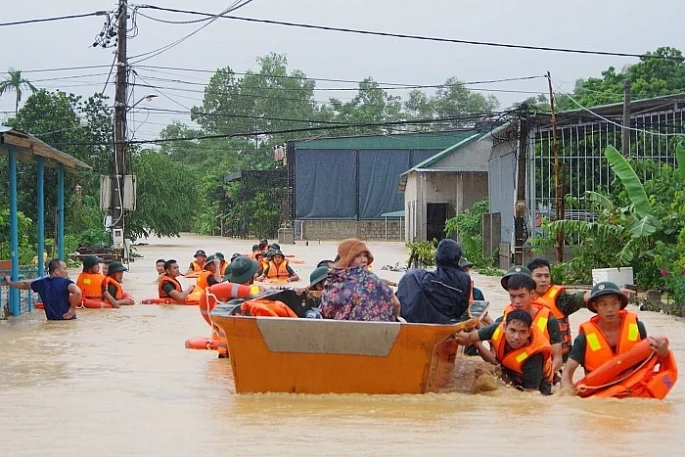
[0,133,33,150]
[32,145,79,169]
[1,132,90,170]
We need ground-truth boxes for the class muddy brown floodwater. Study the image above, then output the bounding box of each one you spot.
[1,234,683,456]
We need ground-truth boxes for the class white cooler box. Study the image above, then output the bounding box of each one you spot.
[591,267,634,287]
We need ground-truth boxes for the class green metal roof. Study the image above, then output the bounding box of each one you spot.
[293,130,479,150]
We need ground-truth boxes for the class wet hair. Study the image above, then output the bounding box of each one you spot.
[231,253,241,261]
[156,259,165,264]
[527,258,551,274]
[506,274,537,292]
[317,260,334,268]
[164,259,178,271]
[48,259,64,274]
[104,259,113,265]
[258,242,267,250]
[506,308,533,327]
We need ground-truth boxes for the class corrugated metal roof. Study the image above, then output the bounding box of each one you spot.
[293,130,479,150]
[0,125,91,170]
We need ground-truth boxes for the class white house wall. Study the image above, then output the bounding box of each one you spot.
[429,138,491,172]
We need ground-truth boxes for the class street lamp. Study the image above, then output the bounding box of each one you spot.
[130,94,158,110]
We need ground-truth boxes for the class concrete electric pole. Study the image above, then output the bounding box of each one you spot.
[112,0,128,261]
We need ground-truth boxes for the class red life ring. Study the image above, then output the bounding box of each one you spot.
[576,339,653,396]
[185,337,219,350]
[199,282,258,326]
[576,337,679,399]
[82,298,114,309]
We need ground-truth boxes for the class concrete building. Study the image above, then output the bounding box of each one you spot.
[288,130,481,241]
[398,132,490,242]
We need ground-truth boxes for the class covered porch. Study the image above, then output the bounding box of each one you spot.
[0,126,91,317]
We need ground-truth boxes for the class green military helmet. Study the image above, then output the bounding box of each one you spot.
[587,281,628,313]
[501,265,532,290]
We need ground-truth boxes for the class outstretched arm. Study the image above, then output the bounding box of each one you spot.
[1,274,33,290]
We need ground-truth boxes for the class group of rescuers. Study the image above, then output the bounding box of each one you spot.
[446,256,670,396]
[1,236,671,397]
[154,240,308,304]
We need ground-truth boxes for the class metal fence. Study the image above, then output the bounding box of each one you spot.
[0,268,42,318]
[529,105,684,231]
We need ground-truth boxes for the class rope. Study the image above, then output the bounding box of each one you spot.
[576,351,657,393]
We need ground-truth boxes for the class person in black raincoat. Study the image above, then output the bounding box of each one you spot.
[397,239,472,324]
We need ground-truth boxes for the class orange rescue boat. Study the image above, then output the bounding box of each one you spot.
[211,301,488,395]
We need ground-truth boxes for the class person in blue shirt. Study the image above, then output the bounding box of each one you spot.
[2,259,81,320]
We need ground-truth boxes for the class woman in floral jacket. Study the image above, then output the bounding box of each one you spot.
[320,238,400,322]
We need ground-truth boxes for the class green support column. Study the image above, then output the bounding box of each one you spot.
[57,165,65,260]
[9,146,20,315]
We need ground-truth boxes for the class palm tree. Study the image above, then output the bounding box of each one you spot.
[0,68,37,115]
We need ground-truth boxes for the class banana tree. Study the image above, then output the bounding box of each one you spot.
[539,145,678,266]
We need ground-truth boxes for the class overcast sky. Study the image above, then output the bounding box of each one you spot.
[1,0,682,140]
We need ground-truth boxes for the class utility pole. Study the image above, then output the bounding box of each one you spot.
[112,0,128,262]
[547,71,563,262]
[513,104,530,266]
[622,79,632,156]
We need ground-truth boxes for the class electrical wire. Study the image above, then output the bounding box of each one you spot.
[57,112,512,146]
[550,78,685,137]
[101,53,118,95]
[134,106,393,125]
[129,0,256,64]
[133,5,685,61]
[133,72,545,92]
[21,64,116,74]
[0,11,109,27]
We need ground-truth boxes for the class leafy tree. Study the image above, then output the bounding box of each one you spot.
[561,46,685,108]
[126,149,200,239]
[3,89,112,244]
[0,68,37,114]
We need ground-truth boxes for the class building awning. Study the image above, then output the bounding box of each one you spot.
[0,125,92,172]
[380,210,405,218]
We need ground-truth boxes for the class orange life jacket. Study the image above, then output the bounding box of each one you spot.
[77,272,106,299]
[491,321,554,386]
[219,261,228,276]
[240,299,298,318]
[579,310,642,373]
[536,285,571,356]
[469,279,475,304]
[266,260,290,279]
[502,303,552,342]
[190,260,204,272]
[102,276,123,300]
[158,274,182,298]
[196,270,215,290]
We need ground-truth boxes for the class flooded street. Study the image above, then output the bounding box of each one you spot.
[1,234,684,456]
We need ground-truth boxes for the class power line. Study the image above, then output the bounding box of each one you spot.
[0,11,109,27]
[136,106,359,125]
[129,1,256,64]
[133,5,685,61]
[136,106,496,126]
[58,113,512,146]
[133,72,545,92]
